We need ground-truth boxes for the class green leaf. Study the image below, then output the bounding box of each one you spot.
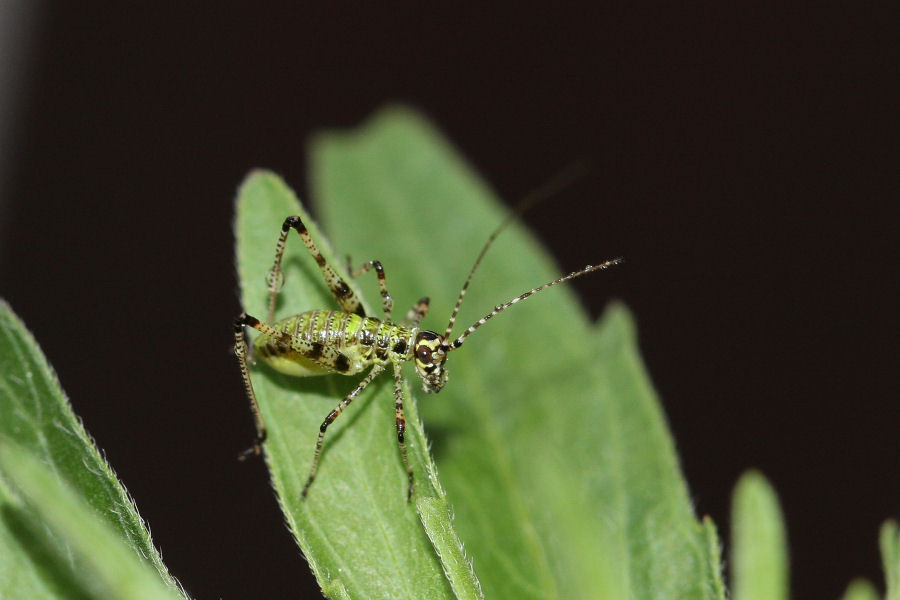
[703,517,729,599]
[840,520,900,600]
[731,470,789,600]
[841,579,880,600]
[882,520,900,600]
[0,301,184,599]
[0,444,184,600]
[266,104,721,598]
[0,469,64,599]
[417,496,485,600]
[235,173,477,599]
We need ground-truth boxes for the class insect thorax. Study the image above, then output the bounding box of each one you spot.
[253,309,415,377]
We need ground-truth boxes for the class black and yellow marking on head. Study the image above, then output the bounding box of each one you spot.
[412,330,449,393]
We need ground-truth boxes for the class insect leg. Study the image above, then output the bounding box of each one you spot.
[392,362,414,501]
[233,312,282,459]
[268,216,365,322]
[402,297,430,327]
[351,260,394,320]
[302,363,387,499]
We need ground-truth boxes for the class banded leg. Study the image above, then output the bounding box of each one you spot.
[233,312,282,459]
[267,216,364,323]
[392,362,414,500]
[402,297,430,327]
[302,363,387,499]
[351,260,393,320]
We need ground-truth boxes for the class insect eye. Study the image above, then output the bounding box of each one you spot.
[416,346,432,363]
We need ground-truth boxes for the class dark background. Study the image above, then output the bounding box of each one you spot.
[0,4,894,599]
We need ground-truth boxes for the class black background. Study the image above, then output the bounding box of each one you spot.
[1,4,895,599]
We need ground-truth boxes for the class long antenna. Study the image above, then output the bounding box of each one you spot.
[442,160,592,340]
[448,257,623,350]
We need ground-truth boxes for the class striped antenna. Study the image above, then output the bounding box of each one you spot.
[448,257,623,350]
[443,160,593,340]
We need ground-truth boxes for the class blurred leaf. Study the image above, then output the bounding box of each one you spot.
[882,520,899,600]
[731,470,789,600]
[0,445,184,600]
[0,301,183,598]
[841,579,880,600]
[0,470,65,599]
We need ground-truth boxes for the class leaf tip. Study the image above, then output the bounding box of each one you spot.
[731,470,789,600]
[595,300,637,347]
[880,519,900,595]
[841,578,880,600]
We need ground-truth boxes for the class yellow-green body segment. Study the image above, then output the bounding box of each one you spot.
[254,309,417,377]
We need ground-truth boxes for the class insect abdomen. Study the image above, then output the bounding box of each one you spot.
[254,310,414,377]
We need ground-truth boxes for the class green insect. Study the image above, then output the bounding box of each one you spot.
[233,207,622,500]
